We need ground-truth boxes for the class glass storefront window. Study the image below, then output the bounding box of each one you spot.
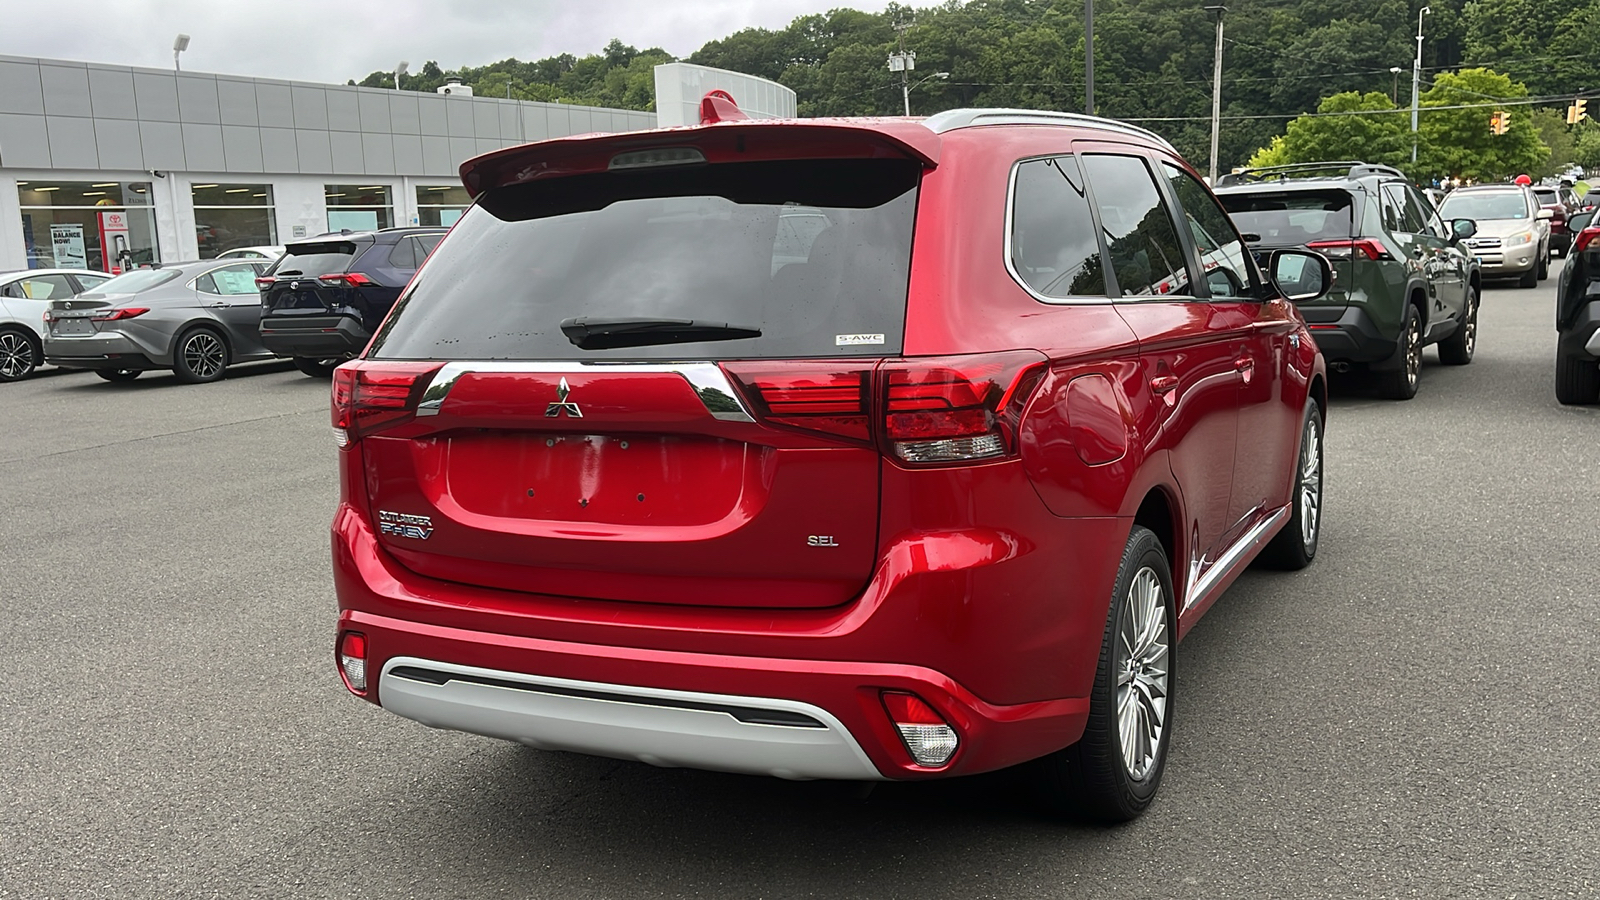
[417,185,472,227]
[325,184,393,233]
[192,183,278,258]
[16,181,159,272]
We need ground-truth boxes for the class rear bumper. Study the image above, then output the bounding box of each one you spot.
[259,315,369,357]
[1301,305,1395,364]
[44,332,160,370]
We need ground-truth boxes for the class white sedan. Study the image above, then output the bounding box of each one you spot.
[0,269,115,381]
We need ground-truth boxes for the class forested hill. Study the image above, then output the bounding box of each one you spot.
[351,0,1596,171]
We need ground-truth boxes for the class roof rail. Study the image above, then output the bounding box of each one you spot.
[921,108,1176,152]
[1217,161,1405,186]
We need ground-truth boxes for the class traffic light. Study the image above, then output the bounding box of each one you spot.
[1569,99,1589,125]
[1490,110,1510,135]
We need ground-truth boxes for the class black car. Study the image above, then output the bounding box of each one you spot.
[258,228,446,376]
[1214,162,1481,400]
[1555,209,1600,403]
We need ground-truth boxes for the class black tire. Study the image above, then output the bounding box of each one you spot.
[293,357,343,378]
[95,368,142,383]
[172,327,229,384]
[1256,399,1324,571]
[0,326,40,382]
[1377,304,1422,400]
[1437,285,1478,366]
[1555,352,1600,405]
[1033,526,1174,823]
[1537,246,1550,281]
[1519,264,1538,288]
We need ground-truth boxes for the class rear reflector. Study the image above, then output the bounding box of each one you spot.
[882,351,1047,464]
[881,691,958,767]
[1306,238,1390,261]
[331,362,443,446]
[339,632,367,693]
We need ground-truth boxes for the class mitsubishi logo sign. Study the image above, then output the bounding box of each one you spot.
[545,377,583,418]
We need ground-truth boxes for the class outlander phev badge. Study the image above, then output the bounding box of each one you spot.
[545,377,583,418]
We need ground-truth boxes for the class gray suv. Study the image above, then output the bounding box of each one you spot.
[1437,185,1552,287]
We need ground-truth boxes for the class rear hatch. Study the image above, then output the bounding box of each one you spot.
[347,138,930,609]
[260,239,368,320]
[1219,187,1356,308]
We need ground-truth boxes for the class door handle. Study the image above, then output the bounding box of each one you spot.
[1234,357,1255,384]
[1150,375,1179,395]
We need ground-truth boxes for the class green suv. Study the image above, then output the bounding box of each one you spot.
[1215,162,1482,400]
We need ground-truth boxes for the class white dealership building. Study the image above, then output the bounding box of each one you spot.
[0,57,794,272]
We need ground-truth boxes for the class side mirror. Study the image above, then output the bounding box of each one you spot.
[1451,218,1478,242]
[1536,208,1555,221]
[1570,211,1596,232]
[1268,249,1333,302]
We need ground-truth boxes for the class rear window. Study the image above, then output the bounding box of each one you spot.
[269,241,360,278]
[1533,188,1559,204]
[368,158,920,361]
[81,268,181,295]
[1217,189,1355,243]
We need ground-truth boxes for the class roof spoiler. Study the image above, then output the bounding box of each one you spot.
[459,91,941,196]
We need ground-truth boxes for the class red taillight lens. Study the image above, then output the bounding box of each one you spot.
[1576,226,1600,253]
[882,351,1047,464]
[338,631,367,693]
[1306,238,1388,261]
[330,362,443,447]
[255,276,275,289]
[318,272,376,288]
[90,307,150,322]
[881,691,958,767]
[722,362,873,442]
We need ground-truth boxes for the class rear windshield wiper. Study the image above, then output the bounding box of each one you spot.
[560,317,761,350]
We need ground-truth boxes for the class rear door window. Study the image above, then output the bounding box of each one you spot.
[369,158,920,361]
[1081,154,1193,297]
[1218,190,1355,244]
[1009,156,1106,298]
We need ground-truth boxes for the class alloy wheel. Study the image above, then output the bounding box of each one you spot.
[0,331,34,380]
[1116,566,1170,781]
[1463,296,1478,358]
[1404,316,1421,389]
[1299,415,1322,551]
[183,332,225,380]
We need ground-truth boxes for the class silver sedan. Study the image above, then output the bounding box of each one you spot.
[43,259,277,384]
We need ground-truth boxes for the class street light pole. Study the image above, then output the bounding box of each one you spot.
[395,60,409,92]
[1411,6,1431,163]
[1085,0,1095,115]
[1205,6,1226,184]
[172,33,190,72]
[1390,66,1403,105]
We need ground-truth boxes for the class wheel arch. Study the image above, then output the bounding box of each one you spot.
[167,318,233,361]
[1131,486,1182,604]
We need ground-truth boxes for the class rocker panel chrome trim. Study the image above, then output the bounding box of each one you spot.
[1181,506,1290,613]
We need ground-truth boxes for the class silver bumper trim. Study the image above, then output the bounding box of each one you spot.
[414,361,754,422]
[378,657,885,781]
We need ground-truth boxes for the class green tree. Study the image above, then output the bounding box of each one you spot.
[1528,107,1577,178]
[1415,68,1548,180]
[1244,92,1410,169]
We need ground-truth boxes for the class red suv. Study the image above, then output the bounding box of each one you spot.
[329,100,1330,822]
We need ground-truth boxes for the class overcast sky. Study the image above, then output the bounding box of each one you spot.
[2,1,943,85]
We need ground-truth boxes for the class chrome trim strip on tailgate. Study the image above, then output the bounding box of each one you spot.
[379,657,885,781]
[415,361,755,422]
[1181,506,1290,614]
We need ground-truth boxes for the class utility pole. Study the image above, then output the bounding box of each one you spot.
[1411,6,1431,163]
[1084,0,1095,115]
[1205,6,1226,184]
[888,20,915,116]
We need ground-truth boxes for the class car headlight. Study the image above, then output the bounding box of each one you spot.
[1506,231,1535,246]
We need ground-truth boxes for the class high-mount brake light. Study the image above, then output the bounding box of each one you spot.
[1577,226,1600,253]
[318,272,376,288]
[338,631,368,693]
[1305,238,1390,261]
[881,691,959,767]
[330,363,443,447]
[607,147,708,170]
[882,351,1047,464]
[90,307,150,322]
[722,362,873,442]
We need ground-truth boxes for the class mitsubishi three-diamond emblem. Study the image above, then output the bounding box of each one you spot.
[545,377,583,417]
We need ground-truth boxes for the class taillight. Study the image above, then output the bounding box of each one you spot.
[255,276,275,289]
[90,307,150,322]
[882,351,1047,464]
[722,362,873,442]
[881,691,958,767]
[318,272,376,288]
[330,362,443,447]
[338,631,367,693]
[1306,238,1390,261]
[1576,226,1600,253]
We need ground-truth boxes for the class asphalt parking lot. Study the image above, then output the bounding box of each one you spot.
[3,269,1597,899]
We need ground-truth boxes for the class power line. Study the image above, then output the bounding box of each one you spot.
[1120,91,1600,122]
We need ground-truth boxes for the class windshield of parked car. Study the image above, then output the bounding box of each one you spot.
[1216,189,1354,244]
[78,268,182,296]
[1439,191,1529,221]
[369,158,921,360]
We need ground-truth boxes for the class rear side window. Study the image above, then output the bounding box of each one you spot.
[1382,185,1428,235]
[387,239,417,269]
[1218,190,1355,243]
[1081,154,1192,297]
[369,159,920,361]
[1161,163,1258,299]
[1009,156,1106,298]
[270,241,359,277]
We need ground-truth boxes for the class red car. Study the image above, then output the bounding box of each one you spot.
[329,98,1330,822]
